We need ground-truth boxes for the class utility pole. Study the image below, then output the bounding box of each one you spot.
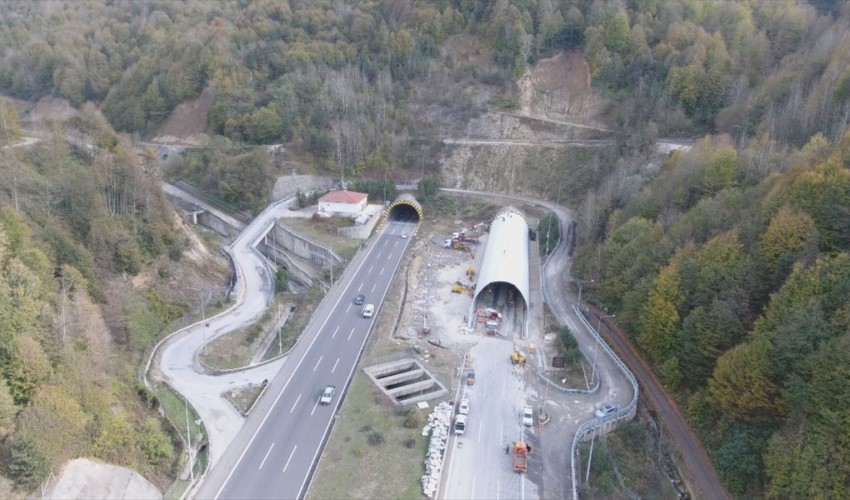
[201,295,207,355]
[591,314,615,384]
[577,278,594,313]
[585,426,596,484]
[185,396,194,482]
[545,184,563,255]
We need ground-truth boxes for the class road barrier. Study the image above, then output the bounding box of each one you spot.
[570,305,639,500]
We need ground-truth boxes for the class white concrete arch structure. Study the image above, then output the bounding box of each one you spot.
[469,207,530,336]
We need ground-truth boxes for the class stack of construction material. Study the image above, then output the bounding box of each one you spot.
[421,401,453,497]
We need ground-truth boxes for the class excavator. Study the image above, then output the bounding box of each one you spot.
[512,441,531,472]
[510,351,526,367]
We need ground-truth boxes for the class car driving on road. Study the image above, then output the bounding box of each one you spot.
[319,385,336,405]
[353,294,365,305]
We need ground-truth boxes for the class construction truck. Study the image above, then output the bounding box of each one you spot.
[510,351,526,367]
[512,441,531,472]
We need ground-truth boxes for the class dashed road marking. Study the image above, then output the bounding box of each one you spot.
[258,443,274,470]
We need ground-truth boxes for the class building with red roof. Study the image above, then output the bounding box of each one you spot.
[318,190,368,216]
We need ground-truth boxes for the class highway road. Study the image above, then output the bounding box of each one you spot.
[197,217,418,500]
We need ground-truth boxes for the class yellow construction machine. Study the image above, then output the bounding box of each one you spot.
[510,351,526,367]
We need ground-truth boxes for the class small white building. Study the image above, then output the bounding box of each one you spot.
[318,190,368,217]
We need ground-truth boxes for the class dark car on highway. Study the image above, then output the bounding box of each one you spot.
[354,294,365,305]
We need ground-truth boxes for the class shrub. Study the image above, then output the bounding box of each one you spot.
[367,432,384,446]
[403,410,424,429]
[403,438,417,449]
[5,438,50,490]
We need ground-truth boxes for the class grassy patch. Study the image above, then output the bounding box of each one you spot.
[200,292,309,370]
[154,384,206,445]
[262,286,324,361]
[307,373,427,500]
[281,217,361,260]
[578,421,678,499]
[224,383,267,415]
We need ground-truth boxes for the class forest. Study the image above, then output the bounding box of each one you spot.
[0,0,849,497]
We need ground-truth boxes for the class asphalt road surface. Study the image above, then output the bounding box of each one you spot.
[197,219,417,500]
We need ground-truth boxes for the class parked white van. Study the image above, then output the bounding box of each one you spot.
[362,304,375,318]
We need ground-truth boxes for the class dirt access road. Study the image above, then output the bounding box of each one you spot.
[441,188,727,500]
[591,309,729,500]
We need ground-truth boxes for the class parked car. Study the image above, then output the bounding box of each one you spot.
[522,406,534,426]
[353,294,365,305]
[454,414,467,435]
[595,404,617,418]
[458,398,470,415]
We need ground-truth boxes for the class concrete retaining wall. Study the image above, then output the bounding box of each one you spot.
[197,210,242,237]
[267,222,342,267]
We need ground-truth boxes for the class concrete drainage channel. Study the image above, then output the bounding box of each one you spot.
[364,358,448,405]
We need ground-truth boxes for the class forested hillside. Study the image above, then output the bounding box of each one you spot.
[0,102,201,492]
[569,1,850,496]
[2,0,850,497]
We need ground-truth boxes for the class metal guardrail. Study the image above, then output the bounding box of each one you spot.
[570,305,639,500]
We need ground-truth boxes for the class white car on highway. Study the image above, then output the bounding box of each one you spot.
[522,406,534,426]
[458,398,470,415]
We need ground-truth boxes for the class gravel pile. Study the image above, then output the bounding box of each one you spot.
[420,401,454,497]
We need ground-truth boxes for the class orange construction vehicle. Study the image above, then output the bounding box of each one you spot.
[512,441,531,472]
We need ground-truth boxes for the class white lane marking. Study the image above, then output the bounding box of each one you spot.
[380,266,385,275]
[497,480,501,500]
[258,443,275,470]
[295,227,417,499]
[217,222,387,500]
[394,241,399,248]
[371,283,376,293]
[376,251,382,258]
[521,473,526,500]
[500,420,504,444]
[358,282,364,291]
[313,356,323,372]
[290,393,301,414]
[331,358,340,373]
[282,445,297,473]
[348,327,355,341]
[310,399,320,416]
[332,326,339,339]
[346,304,352,312]
[368,266,373,273]
[477,421,483,444]
[471,475,477,498]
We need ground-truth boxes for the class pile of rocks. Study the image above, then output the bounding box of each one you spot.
[421,401,454,497]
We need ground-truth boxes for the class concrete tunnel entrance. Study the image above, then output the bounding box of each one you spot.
[385,193,423,222]
[473,282,527,338]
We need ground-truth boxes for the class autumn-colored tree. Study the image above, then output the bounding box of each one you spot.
[760,206,817,273]
[709,338,785,423]
[17,385,89,465]
[637,263,684,363]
